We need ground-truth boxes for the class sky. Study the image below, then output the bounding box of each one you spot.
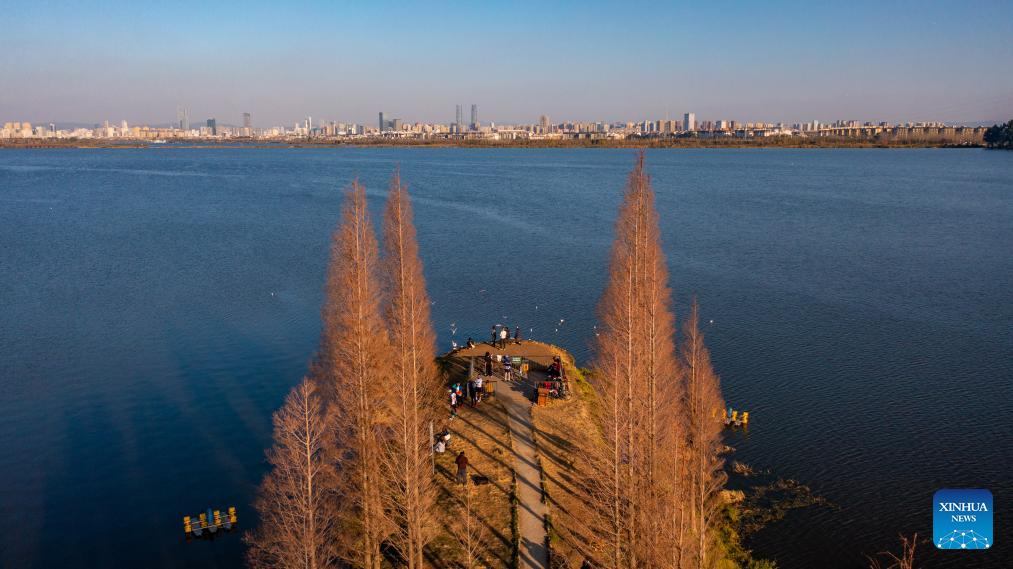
[2,0,1012,127]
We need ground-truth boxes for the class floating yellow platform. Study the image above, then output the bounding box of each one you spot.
[184,507,237,538]
[723,408,750,428]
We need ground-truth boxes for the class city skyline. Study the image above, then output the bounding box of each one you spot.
[3,111,987,146]
[2,1,1012,126]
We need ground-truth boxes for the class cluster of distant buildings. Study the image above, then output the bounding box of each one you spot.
[1,105,988,144]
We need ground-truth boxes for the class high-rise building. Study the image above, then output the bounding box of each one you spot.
[379,111,386,132]
[392,118,403,131]
[243,113,251,129]
[177,106,191,131]
[684,112,696,132]
[455,104,463,129]
[470,104,478,130]
[206,118,217,135]
[539,114,550,133]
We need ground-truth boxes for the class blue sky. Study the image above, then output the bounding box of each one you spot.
[2,0,1012,126]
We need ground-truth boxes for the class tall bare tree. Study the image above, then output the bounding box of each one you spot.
[635,154,683,569]
[246,379,338,569]
[454,481,488,569]
[380,169,441,568]
[587,153,684,568]
[320,181,391,569]
[682,298,726,569]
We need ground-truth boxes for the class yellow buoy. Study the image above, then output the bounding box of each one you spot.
[183,516,192,534]
[741,411,749,426]
[199,513,208,529]
[213,510,222,526]
[228,506,237,524]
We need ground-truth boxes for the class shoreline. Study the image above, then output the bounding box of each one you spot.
[0,139,986,150]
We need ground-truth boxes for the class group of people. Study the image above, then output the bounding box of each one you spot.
[433,428,470,486]
[439,326,531,487]
[490,324,521,349]
[448,375,487,417]
[460,324,522,352]
[483,351,515,382]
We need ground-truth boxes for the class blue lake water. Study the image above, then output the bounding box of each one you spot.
[0,147,1010,568]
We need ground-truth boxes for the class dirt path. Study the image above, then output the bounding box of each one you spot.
[498,375,549,569]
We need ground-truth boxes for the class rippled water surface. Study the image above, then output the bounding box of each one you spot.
[1,148,1010,568]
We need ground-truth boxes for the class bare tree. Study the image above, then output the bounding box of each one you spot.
[246,379,338,569]
[380,169,441,568]
[634,154,684,569]
[454,481,488,569]
[320,180,391,569]
[682,299,726,569]
[586,153,684,569]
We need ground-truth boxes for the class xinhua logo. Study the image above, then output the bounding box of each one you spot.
[933,489,992,550]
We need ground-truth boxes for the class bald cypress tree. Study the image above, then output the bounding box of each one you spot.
[246,379,338,569]
[321,181,390,569]
[682,298,726,569]
[587,153,685,568]
[379,170,441,568]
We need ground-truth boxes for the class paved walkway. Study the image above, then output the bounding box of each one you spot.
[498,374,549,569]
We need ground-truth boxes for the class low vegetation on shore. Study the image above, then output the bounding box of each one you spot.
[984,119,1013,149]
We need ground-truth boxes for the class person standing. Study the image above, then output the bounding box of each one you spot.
[455,451,469,485]
[490,325,497,346]
[484,351,493,376]
[499,326,508,349]
[513,326,521,344]
[503,356,512,382]
[475,375,484,404]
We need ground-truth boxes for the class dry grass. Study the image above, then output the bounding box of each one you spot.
[426,356,516,568]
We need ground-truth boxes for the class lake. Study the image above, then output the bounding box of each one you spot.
[1,147,1010,568]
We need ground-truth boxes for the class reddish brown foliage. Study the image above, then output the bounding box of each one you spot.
[682,298,726,569]
[246,379,338,569]
[380,170,441,569]
[320,181,391,569]
[587,153,686,568]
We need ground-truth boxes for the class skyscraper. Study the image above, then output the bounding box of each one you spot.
[379,111,386,132]
[206,118,217,135]
[456,104,463,129]
[684,112,696,132]
[243,113,251,129]
[539,115,550,133]
[470,104,478,130]
[177,106,190,131]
